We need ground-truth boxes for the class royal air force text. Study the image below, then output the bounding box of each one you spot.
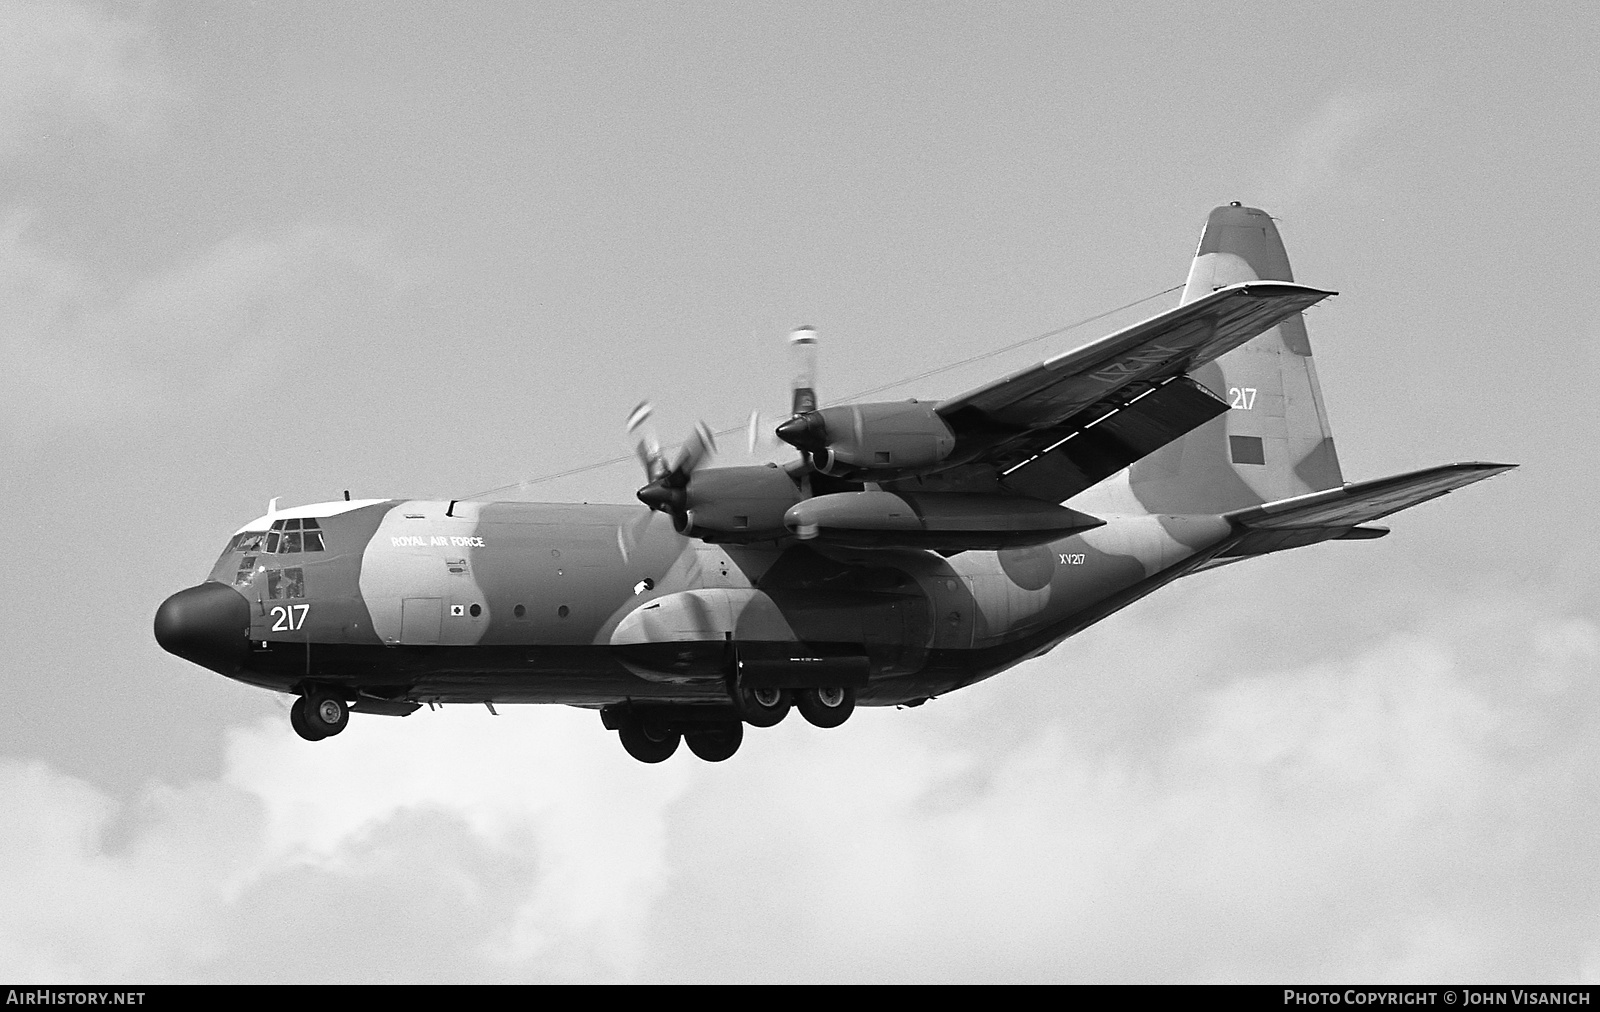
[390,535,486,548]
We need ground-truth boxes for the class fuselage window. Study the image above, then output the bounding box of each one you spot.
[234,555,258,586]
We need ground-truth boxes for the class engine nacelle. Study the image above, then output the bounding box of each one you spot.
[677,464,802,542]
[777,400,955,478]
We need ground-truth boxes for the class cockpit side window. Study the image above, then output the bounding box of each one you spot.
[266,567,305,600]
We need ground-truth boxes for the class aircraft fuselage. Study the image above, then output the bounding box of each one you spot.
[158,496,1229,713]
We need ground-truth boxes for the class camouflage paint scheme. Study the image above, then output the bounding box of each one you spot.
[157,205,1512,748]
[199,497,1231,709]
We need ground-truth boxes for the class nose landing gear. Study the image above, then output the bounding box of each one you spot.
[290,691,349,741]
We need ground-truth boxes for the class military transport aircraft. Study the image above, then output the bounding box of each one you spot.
[155,204,1512,763]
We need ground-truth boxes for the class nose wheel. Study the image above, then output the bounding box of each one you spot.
[290,692,349,741]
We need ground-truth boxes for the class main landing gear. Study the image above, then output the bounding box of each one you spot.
[794,686,856,728]
[603,678,858,764]
[730,681,791,727]
[609,707,745,763]
[732,671,857,731]
[290,690,349,741]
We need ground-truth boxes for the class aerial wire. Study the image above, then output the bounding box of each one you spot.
[461,283,1185,500]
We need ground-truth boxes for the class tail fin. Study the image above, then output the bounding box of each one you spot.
[1127,204,1343,514]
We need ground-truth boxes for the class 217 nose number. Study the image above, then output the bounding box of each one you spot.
[270,604,309,631]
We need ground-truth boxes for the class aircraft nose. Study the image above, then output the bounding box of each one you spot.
[154,582,251,673]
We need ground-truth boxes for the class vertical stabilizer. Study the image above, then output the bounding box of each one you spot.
[1125,204,1342,514]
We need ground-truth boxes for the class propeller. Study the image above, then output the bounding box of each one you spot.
[623,401,712,553]
[774,325,830,456]
[626,324,816,543]
[632,406,717,530]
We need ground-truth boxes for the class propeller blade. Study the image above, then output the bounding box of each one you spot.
[789,326,818,415]
[616,508,658,564]
[670,420,717,478]
[746,409,761,455]
[627,401,664,480]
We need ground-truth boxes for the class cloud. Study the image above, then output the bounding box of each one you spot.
[0,596,1594,982]
[0,1,179,161]
[0,706,690,982]
[0,218,419,448]
[1259,91,1405,213]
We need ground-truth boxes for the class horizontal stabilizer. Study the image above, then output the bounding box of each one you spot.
[1226,462,1517,530]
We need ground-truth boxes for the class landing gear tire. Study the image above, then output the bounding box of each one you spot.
[618,715,681,763]
[290,697,327,741]
[795,686,856,729]
[684,721,743,762]
[295,692,348,740]
[731,681,791,728]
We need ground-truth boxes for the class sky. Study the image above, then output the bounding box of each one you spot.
[1,0,1597,983]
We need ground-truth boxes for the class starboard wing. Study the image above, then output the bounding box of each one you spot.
[889,281,1334,502]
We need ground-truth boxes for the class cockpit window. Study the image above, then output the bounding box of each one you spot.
[237,517,326,557]
[255,518,324,554]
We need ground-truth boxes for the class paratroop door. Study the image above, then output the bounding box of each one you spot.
[401,597,442,645]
